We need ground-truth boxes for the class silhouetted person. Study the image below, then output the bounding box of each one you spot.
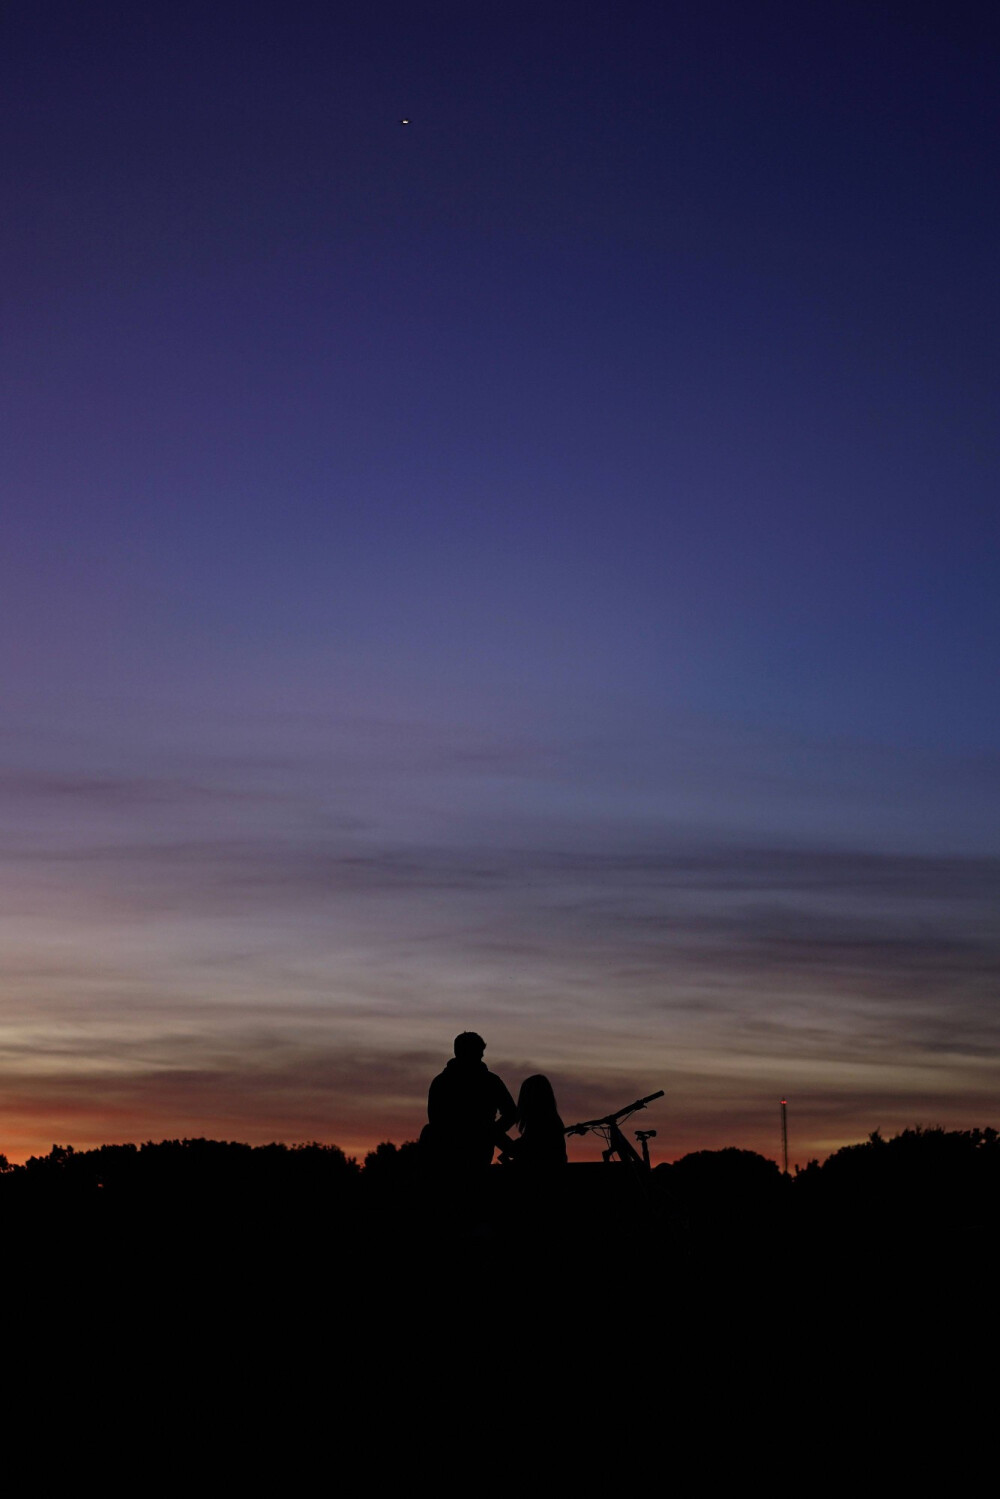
[500,1075,567,1170]
[424,1032,517,1176]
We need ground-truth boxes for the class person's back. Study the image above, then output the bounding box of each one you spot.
[506,1074,567,1171]
[425,1032,517,1172]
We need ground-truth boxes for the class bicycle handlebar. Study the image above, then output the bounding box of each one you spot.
[565,1089,664,1135]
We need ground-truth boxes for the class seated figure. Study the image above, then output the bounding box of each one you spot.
[502,1074,567,1170]
[424,1031,517,1174]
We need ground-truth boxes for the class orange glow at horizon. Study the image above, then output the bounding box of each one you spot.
[3,1092,993,1171]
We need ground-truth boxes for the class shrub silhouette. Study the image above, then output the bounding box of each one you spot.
[3,1127,997,1266]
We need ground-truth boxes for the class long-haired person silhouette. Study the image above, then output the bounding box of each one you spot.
[502,1074,568,1169]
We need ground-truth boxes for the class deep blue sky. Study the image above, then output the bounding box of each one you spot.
[2,2,998,1161]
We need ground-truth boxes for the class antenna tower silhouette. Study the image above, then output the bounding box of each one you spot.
[780,1097,789,1175]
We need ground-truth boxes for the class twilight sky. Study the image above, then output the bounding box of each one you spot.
[3,0,999,1164]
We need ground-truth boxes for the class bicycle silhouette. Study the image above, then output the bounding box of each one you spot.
[565,1090,664,1177]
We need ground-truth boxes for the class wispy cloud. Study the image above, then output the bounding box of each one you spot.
[2,719,999,1162]
[0,1037,441,1157]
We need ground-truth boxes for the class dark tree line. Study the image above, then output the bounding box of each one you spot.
[0,1135,425,1209]
[3,1126,997,1322]
[3,1124,997,1224]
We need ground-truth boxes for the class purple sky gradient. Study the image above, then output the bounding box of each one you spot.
[2,2,999,1162]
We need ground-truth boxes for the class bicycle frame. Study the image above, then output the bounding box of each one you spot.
[565,1091,664,1176]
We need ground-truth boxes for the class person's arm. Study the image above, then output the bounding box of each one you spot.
[493,1077,518,1137]
[497,1133,520,1163]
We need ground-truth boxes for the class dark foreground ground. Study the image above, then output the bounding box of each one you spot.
[5,1134,996,1478]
